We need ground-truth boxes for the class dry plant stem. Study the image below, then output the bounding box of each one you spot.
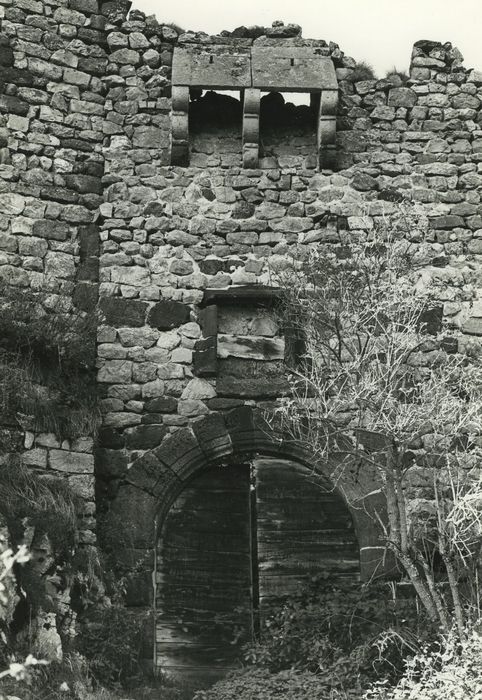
[434,474,465,639]
[385,457,441,626]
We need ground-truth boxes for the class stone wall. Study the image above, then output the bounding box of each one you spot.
[1,0,482,671]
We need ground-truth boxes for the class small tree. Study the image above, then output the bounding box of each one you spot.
[271,207,482,639]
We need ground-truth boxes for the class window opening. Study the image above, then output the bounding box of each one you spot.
[259,91,318,165]
[189,89,242,165]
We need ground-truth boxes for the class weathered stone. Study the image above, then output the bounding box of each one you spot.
[125,425,167,449]
[132,126,167,148]
[145,396,178,413]
[118,327,159,348]
[141,380,165,399]
[0,95,29,116]
[110,48,140,65]
[0,193,25,216]
[178,399,209,417]
[148,300,190,330]
[468,239,482,254]
[110,267,150,286]
[388,87,417,108]
[143,48,160,67]
[53,7,86,26]
[129,32,150,49]
[431,215,464,229]
[49,450,94,474]
[270,217,312,232]
[45,252,76,279]
[107,31,129,49]
[98,360,132,383]
[461,318,482,336]
[181,378,216,400]
[352,173,378,191]
[64,174,102,194]
[232,201,255,219]
[100,298,148,327]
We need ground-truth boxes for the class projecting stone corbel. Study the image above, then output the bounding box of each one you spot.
[317,89,338,171]
[242,88,260,168]
[171,85,190,166]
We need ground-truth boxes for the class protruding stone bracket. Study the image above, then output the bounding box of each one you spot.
[318,89,338,171]
[242,88,260,168]
[171,85,189,166]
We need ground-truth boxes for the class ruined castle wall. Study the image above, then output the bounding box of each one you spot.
[1,0,482,614]
[95,17,482,483]
[0,0,109,541]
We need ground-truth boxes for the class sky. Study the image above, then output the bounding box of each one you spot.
[134,0,482,78]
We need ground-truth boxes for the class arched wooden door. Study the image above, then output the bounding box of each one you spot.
[155,457,359,687]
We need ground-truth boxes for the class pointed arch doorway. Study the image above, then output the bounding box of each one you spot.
[154,456,359,688]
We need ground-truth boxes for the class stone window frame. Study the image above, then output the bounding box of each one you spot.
[193,284,305,377]
[171,46,338,170]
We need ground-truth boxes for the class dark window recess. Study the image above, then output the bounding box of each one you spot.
[189,89,242,158]
[259,91,318,162]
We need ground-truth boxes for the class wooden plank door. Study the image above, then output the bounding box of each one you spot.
[155,464,252,687]
[156,457,360,688]
[253,457,359,617]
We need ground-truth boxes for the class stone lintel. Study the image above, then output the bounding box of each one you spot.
[172,46,251,88]
[252,48,337,91]
[201,285,282,308]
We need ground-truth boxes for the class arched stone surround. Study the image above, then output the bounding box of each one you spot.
[101,406,394,670]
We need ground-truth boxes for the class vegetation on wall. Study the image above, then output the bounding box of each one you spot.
[270,206,482,640]
[0,284,99,441]
[347,60,377,82]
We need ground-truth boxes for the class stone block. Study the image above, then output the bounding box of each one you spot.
[103,412,142,428]
[49,450,94,474]
[0,193,25,216]
[431,215,464,229]
[172,46,251,88]
[118,327,159,348]
[0,95,29,116]
[145,396,178,413]
[148,300,190,330]
[109,48,141,65]
[64,174,102,195]
[97,360,132,383]
[45,251,76,279]
[22,448,47,468]
[153,428,205,481]
[388,87,417,108]
[125,425,167,450]
[110,266,150,286]
[461,318,482,336]
[53,7,86,26]
[141,380,165,399]
[32,219,70,241]
[132,125,167,148]
[181,378,216,400]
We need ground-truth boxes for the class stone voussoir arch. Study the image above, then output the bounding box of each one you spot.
[117,405,395,583]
